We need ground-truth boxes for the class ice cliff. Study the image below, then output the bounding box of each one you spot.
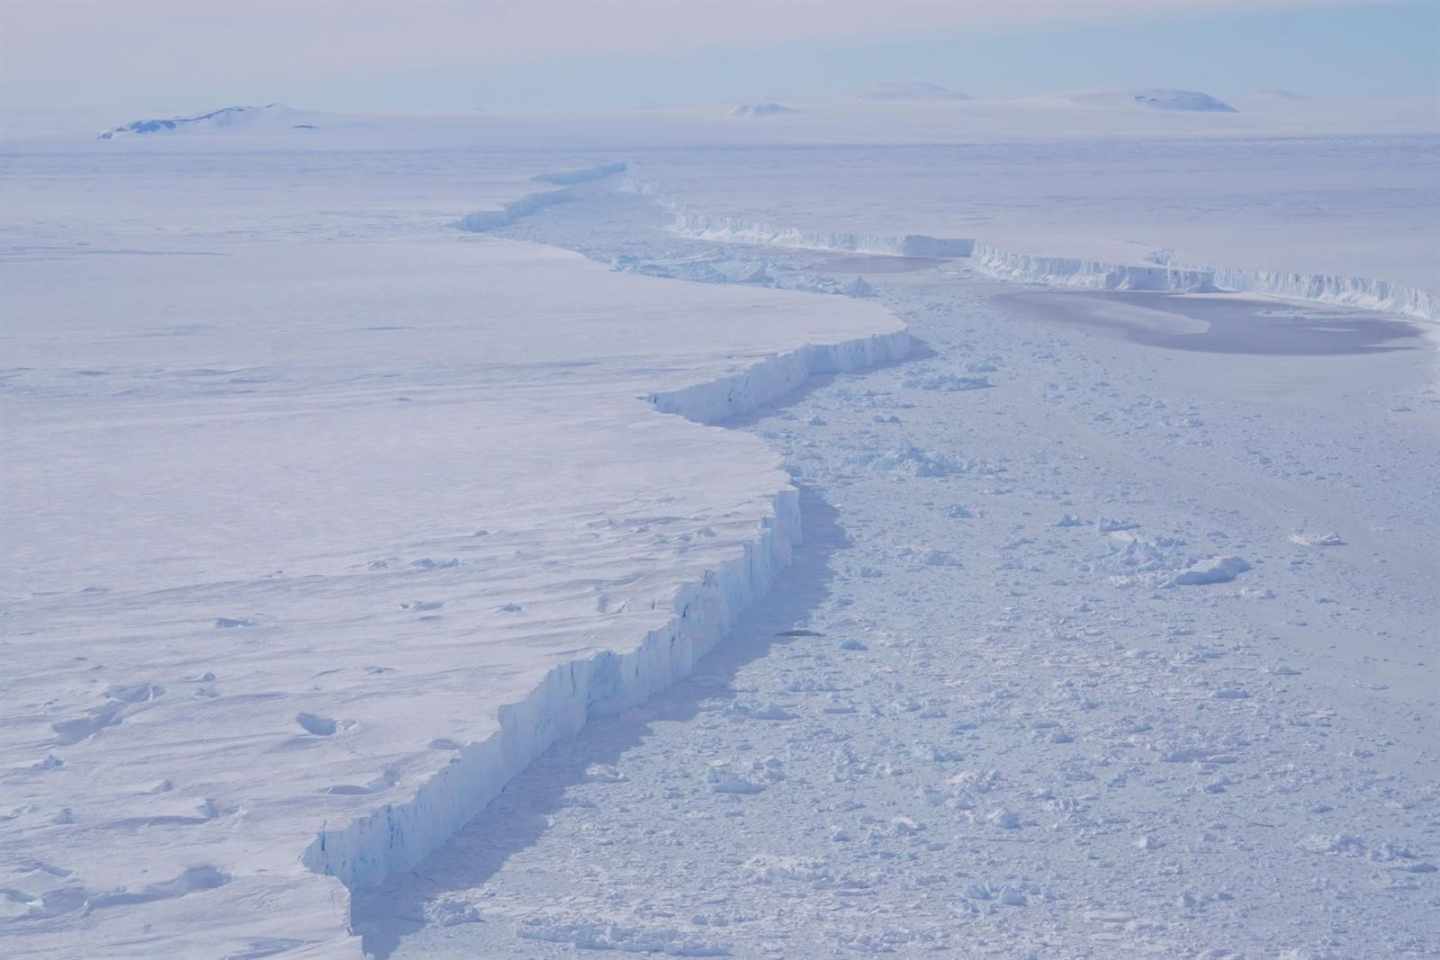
[301,289,911,900]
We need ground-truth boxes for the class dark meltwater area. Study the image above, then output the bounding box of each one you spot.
[1000,290,1423,356]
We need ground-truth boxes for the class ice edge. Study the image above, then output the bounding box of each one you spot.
[298,322,913,945]
[666,208,1438,324]
[971,242,1439,323]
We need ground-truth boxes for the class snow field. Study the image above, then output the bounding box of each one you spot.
[1,223,908,957]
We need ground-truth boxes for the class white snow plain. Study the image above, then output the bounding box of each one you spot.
[1,148,905,958]
[3,96,1438,958]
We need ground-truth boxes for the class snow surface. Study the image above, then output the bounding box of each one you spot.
[1,150,905,958]
[4,98,1438,958]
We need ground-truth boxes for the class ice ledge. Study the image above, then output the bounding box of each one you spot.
[300,327,912,935]
[972,242,1438,322]
[648,330,914,424]
[660,197,1437,324]
[1213,267,1437,323]
[670,210,973,258]
[970,242,1218,294]
[457,187,574,232]
[458,163,628,231]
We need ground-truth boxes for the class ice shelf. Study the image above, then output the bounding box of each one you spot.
[1,232,908,958]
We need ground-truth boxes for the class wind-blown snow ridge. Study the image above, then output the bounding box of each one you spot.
[301,327,912,898]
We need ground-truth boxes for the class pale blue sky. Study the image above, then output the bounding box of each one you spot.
[456,2,1440,113]
[3,0,1433,116]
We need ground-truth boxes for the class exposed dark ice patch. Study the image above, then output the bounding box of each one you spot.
[999,291,1422,355]
[295,712,338,736]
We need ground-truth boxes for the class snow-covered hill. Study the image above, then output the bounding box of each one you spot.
[1131,88,1238,112]
[1069,88,1239,113]
[97,103,318,140]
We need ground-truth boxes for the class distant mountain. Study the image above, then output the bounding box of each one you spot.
[1066,88,1239,114]
[97,104,313,140]
[862,81,969,102]
[1129,89,1238,113]
[730,102,797,119]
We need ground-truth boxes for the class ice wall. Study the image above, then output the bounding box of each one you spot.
[533,161,627,186]
[461,162,629,230]
[458,187,574,231]
[648,331,912,424]
[970,242,1218,293]
[640,146,1436,327]
[670,210,972,260]
[663,201,1437,325]
[1213,267,1438,323]
[302,327,913,896]
[972,242,1438,323]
